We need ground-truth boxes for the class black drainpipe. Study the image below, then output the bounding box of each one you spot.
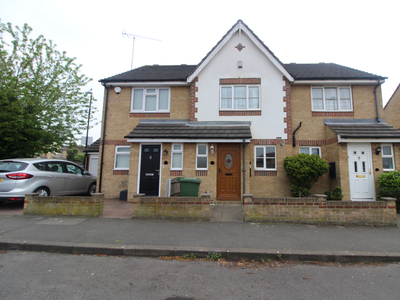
[242,138,246,203]
[99,84,110,192]
[374,78,381,122]
[292,122,302,147]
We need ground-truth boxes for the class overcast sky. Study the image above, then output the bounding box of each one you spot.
[2,0,399,141]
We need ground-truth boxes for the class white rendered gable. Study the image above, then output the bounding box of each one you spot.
[193,29,288,140]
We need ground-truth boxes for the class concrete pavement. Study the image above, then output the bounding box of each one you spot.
[0,204,399,263]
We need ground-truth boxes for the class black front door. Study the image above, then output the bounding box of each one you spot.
[139,145,161,196]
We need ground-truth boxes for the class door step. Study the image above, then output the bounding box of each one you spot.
[210,204,243,223]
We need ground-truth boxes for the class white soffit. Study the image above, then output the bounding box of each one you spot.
[293,80,385,85]
[337,136,400,143]
[187,21,294,83]
[104,81,189,87]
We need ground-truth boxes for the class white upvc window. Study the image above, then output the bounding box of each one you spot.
[196,144,208,170]
[131,88,170,112]
[254,146,276,170]
[382,144,395,171]
[220,85,260,110]
[299,146,321,158]
[171,144,183,170]
[311,86,352,111]
[114,146,130,170]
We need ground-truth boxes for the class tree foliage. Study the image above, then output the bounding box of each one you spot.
[284,153,330,197]
[66,148,84,165]
[0,22,96,159]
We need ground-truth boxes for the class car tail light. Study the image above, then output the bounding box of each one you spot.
[10,197,23,201]
[6,173,34,180]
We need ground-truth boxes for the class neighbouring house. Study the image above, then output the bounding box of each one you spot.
[384,83,400,129]
[97,19,400,202]
[83,138,100,176]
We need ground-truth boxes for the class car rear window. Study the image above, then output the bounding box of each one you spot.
[0,161,29,172]
[33,162,47,171]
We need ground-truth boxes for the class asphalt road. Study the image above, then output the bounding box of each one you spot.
[1,251,399,300]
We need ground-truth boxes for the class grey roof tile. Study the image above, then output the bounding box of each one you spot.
[125,123,252,140]
[327,122,400,139]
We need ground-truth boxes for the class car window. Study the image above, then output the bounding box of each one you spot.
[65,163,83,175]
[0,161,28,172]
[47,162,64,173]
[33,162,47,171]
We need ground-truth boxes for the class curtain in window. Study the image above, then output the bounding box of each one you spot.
[158,89,169,110]
[172,153,182,168]
[339,88,351,110]
[325,88,338,110]
[133,89,143,110]
[312,88,323,110]
[145,95,157,111]
[248,86,259,109]
[234,86,246,109]
[221,87,232,109]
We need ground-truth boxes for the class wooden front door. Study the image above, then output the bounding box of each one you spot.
[139,145,161,196]
[217,144,241,200]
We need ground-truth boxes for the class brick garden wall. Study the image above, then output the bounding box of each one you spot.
[132,194,211,221]
[23,193,104,217]
[243,195,397,226]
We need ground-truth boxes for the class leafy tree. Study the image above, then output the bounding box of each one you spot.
[284,153,330,197]
[0,22,96,159]
[66,148,84,165]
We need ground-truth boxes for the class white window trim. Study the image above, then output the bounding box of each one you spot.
[131,87,170,113]
[311,86,353,112]
[170,143,183,171]
[254,145,277,171]
[299,146,322,158]
[382,144,395,171]
[219,85,261,111]
[196,144,208,170]
[114,146,130,170]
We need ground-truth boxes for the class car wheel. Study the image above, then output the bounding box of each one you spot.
[88,184,96,196]
[33,187,50,197]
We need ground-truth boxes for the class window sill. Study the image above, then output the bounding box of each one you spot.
[312,111,354,117]
[219,110,261,116]
[130,112,170,118]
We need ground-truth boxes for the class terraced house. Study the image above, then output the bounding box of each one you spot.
[98,20,400,202]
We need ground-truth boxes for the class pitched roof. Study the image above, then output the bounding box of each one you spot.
[99,65,197,83]
[83,139,100,153]
[325,120,400,139]
[284,63,386,81]
[125,122,252,140]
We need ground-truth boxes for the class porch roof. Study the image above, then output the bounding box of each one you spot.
[125,121,252,141]
[325,119,400,139]
[83,139,100,153]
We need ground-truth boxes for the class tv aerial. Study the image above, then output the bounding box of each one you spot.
[122,30,162,69]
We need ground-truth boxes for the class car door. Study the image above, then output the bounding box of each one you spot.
[45,161,69,195]
[63,162,87,194]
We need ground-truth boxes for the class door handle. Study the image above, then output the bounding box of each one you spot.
[369,168,371,175]
[219,168,221,174]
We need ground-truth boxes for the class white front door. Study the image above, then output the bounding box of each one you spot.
[347,144,375,201]
[89,155,99,177]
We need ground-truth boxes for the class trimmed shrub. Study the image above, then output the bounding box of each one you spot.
[377,171,400,212]
[284,153,330,197]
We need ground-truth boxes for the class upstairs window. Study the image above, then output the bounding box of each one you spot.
[312,87,352,111]
[131,88,170,112]
[220,86,260,110]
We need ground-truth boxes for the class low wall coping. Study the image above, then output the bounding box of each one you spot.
[314,194,327,198]
[380,197,397,201]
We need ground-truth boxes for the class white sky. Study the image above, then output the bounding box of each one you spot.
[2,0,399,141]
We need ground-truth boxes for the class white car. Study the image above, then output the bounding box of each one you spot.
[0,158,97,203]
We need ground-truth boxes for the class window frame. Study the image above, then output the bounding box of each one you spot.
[254,145,277,171]
[114,146,130,170]
[382,144,395,171]
[311,86,353,112]
[170,143,183,171]
[299,146,322,158]
[220,85,261,111]
[131,87,170,113]
[196,144,208,170]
